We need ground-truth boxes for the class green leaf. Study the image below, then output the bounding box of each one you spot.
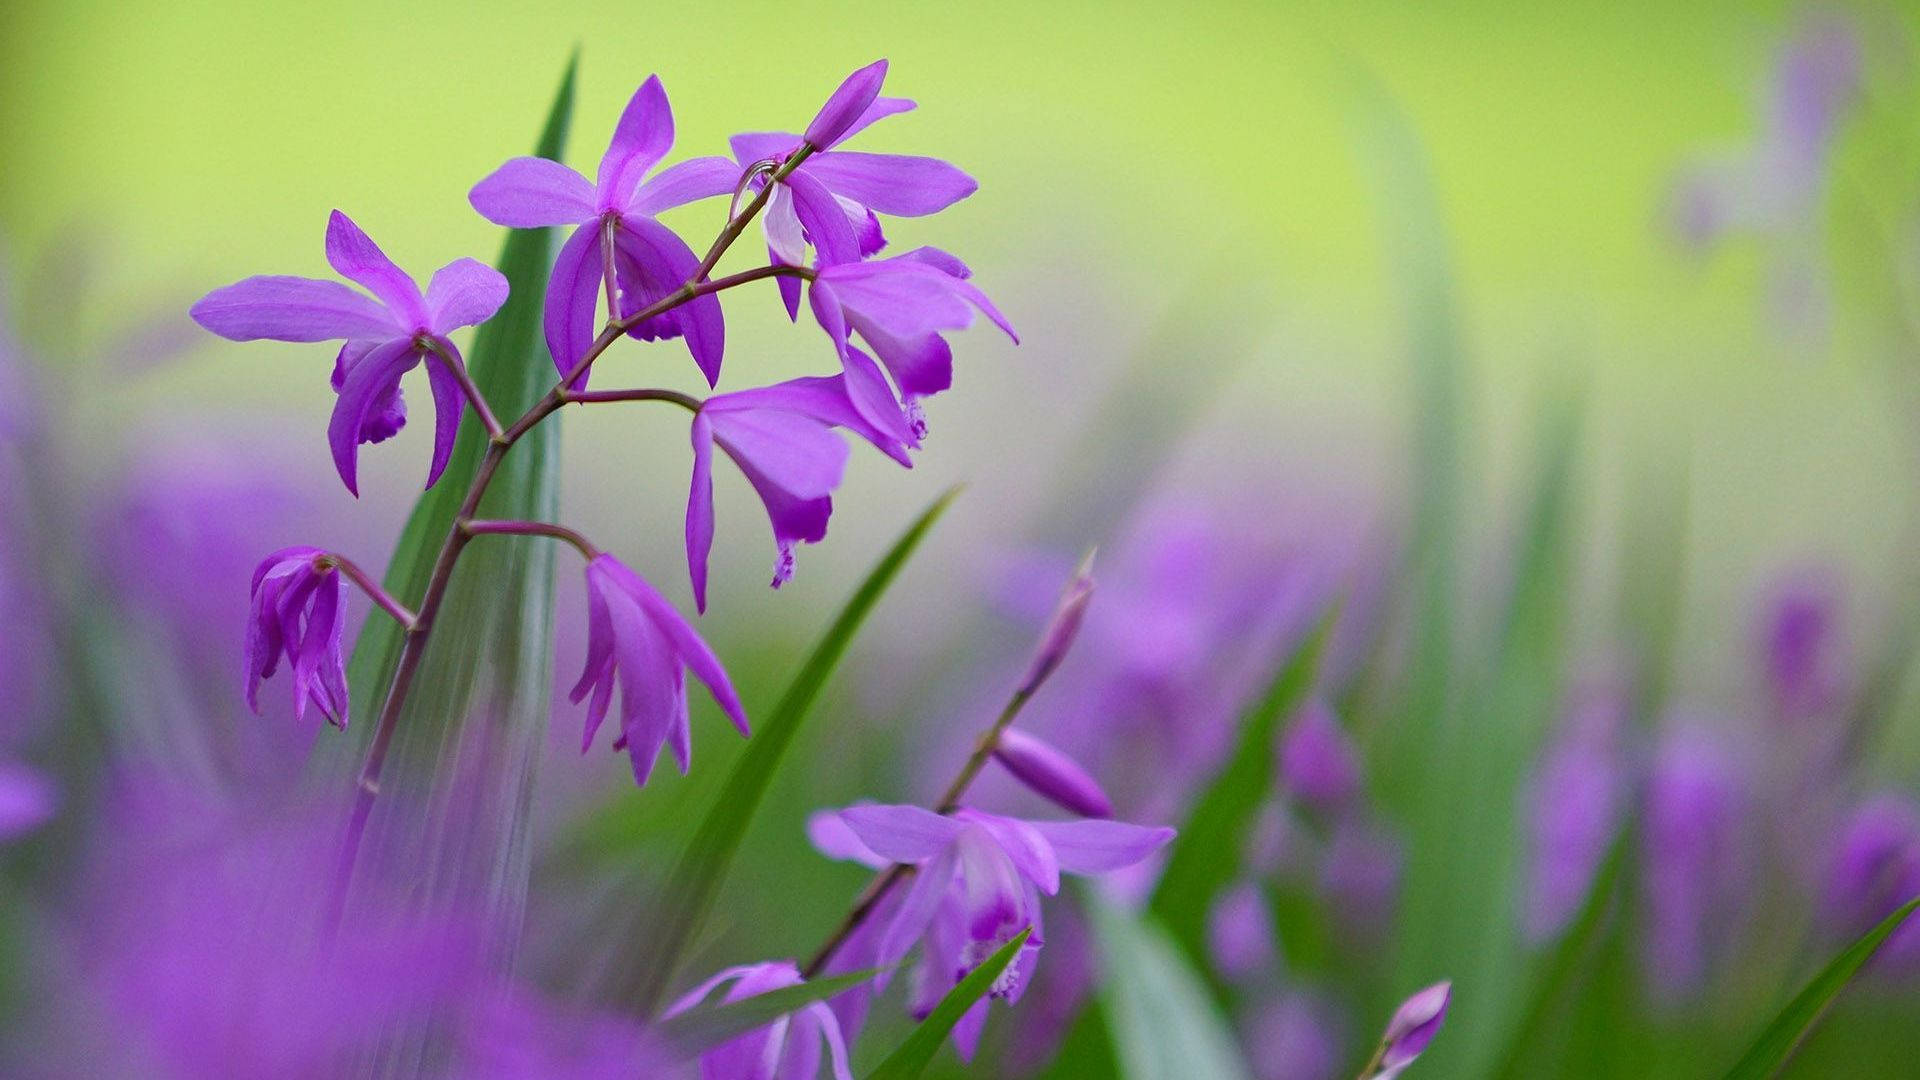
[1087,892,1252,1080]
[1148,606,1333,962]
[307,54,576,970]
[657,967,882,1056]
[1720,895,1920,1080]
[864,928,1030,1080]
[619,487,963,1015]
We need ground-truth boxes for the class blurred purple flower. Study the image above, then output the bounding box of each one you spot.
[0,759,55,840]
[1206,880,1277,983]
[664,961,855,1080]
[469,75,735,386]
[1640,724,1751,1002]
[245,546,350,728]
[1278,698,1361,812]
[1366,981,1451,1079]
[190,211,508,494]
[686,372,913,611]
[459,991,671,1080]
[1321,816,1403,940]
[1756,566,1846,722]
[731,59,975,313]
[993,728,1113,819]
[1521,681,1628,942]
[1241,992,1344,1080]
[1822,792,1920,971]
[571,553,749,786]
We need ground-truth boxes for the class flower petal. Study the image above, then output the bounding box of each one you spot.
[544,224,603,385]
[424,258,509,333]
[190,276,397,343]
[324,211,427,327]
[839,345,919,452]
[840,803,967,863]
[807,152,977,216]
[468,156,596,227]
[808,808,888,869]
[1029,819,1175,876]
[602,556,749,736]
[326,338,422,496]
[598,75,675,210]
[421,341,467,490]
[686,412,717,614]
[786,170,862,268]
[709,405,849,499]
[836,96,917,146]
[626,156,741,217]
[615,213,725,387]
[805,59,888,150]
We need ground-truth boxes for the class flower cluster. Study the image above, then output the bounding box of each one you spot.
[192,60,1013,787]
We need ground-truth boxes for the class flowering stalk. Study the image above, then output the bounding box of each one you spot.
[319,551,418,631]
[333,150,816,901]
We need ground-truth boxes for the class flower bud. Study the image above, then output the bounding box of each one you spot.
[1367,980,1450,1079]
[1206,881,1276,983]
[1014,550,1095,698]
[992,728,1112,818]
[1278,698,1359,811]
[804,59,888,149]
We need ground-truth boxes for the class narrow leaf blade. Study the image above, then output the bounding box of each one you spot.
[864,928,1030,1080]
[658,967,882,1056]
[1087,893,1252,1080]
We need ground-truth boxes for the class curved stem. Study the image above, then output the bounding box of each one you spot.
[425,338,504,441]
[463,518,601,561]
[322,552,417,630]
[564,387,702,412]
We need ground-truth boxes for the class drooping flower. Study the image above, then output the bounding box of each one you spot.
[1363,981,1451,1080]
[809,247,1016,446]
[571,553,749,785]
[731,59,977,317]
[1278,698,1361,812]
[992,728,1113,818]
[663,961,855,1080]
[191,211,507,495]
[826,802,1172,1060]
[685,372,913,611]
[469,76,735,387]
[245,546,350,728]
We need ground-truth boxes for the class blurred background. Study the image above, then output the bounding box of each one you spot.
[5,1,1920,1077]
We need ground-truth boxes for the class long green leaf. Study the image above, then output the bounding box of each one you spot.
[657,967,882,1055]
[1149,607,1333,962]
[1720,896,1920,1080]
[308,55,575,971]
[864,928,1030,1080]
[1087,893,1252,1080]
[621,487,963,1015]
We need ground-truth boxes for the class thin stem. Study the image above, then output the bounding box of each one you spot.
[563,387,702,412]
[462,518,601,561]
[600,213,621,325]
[332,164,799,908]
[800,687,1037,979]
[425,338,505,441]
[322,552,417,630]
[695,144,816,281]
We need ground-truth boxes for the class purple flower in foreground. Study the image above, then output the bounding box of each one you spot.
[686,372,913,610]
[245,546,350,728]
[992,728,1113,818]
[1278,698,1361,811]
[809,247,1016,445]
[1823,792,1920,970]
[826,802,1172,1060]
[572,553,749,785]
[664,961,855,1080]
[1364,981,1451,1079]
[191,212,506,494]
[469,76,734,386]
[732,59,977,316]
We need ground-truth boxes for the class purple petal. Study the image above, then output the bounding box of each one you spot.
[190,276,397,343]
[730,131,802,166]
[839,345,919,452]
[708,405,849,500]
[834,96,917,146]
[626,156,741,217]
[686,412,717,614]
[1380,981,1451,1070]
[786,170,862,267]
[807,152,977,216]
[960,809,1062,896]
[1030,819,1176,875]
[326,338,422,496]
[468,156,596,228]
[805,59,888,150]
[613,214,725,387]
[604,579,684,786]
[0,761,56,840]
[421,342,467,490]
[877,847,956,977]
[572,570,619,751]
[839,803,966,863]
[424,258,509,333]
[324,211,426,328]
[544,224,603,385]
[332,340,408,443]
[601,555,749,736]
[992,728,1112,818]
[597,75,675,211]
[808,809,888,869]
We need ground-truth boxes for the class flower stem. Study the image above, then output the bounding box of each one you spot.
[799,686,1037,979]
[462,518,601,561]
[563,387,702,412]
[321,552,417,631]
[425,338,505,441]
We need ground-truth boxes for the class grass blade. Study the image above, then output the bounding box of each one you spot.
[657,967,882,1056]
[864,928,1030,1080]
[620,487,963,1015]
[1087,892,1252,1080]
[1720,896,1920,1080]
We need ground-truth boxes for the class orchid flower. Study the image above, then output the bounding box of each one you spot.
[664,961,855,1080]
[244,546,350,728]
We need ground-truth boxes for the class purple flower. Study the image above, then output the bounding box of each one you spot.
[1756,567,1845,721]
[992,728,1113,818]
[686,372,913,611]
[1640,724,1750,1002]
[191,211,507,495]
[1014,552,1096,698]
[1278,698,1360,811]
[1367,981,1451,1079]
[808,247,1016,447]
[826,802,1172,1060]
[571,553,749,785]
[1823,792,1920,970]
[1241,992,1344,1080]
[0,759,55,840]
[664,961,855,1080]
[1206,880,1277,983]
[245,546,350,728]
[731,59,976,315]
[1521,683,1627,942]
[469,76,734,387]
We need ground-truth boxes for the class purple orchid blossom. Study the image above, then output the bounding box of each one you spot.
[1365,981,1451,1080]
[686,371,913,611]
[808,247,1016,448]
[244,546,350,728]
[571,553,749,786]
[731,59,977,317]
[822,802,1172,1061]
[469,75,735,387]
[664,961,855,1080]
[191,211,506,495]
